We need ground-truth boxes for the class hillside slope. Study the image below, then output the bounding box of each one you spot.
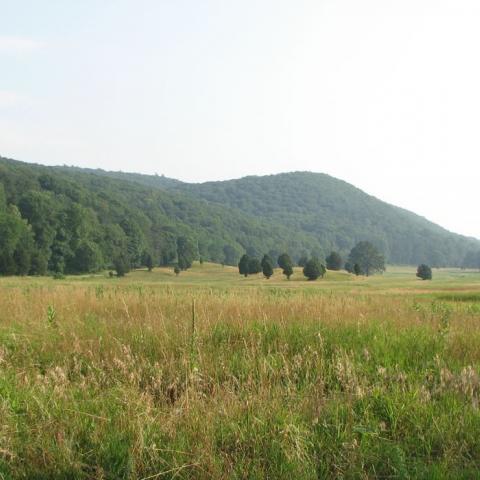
[99,168,479,266]
[0,156,478,274]
[171,172,478,265]
[0,157,320,274]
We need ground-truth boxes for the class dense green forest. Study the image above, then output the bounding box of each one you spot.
[170,173,480,267]
[82,167,480,268]
[0,156,478,276]
[0,157,321,275]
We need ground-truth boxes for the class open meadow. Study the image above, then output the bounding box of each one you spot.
[1,264,480,479]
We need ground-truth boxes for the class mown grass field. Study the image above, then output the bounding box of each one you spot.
[1,263,480,479]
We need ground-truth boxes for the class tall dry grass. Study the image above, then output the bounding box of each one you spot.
[0,283,480,478]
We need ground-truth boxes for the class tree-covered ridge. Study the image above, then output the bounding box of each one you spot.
[171,172,479,266]
[0,156,478,275]
[0,157,322,275]
[58,166,184,190]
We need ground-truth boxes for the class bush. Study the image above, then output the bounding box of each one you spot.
[114,256,130,277]
[417,264,432,280]
[303,258,326,281]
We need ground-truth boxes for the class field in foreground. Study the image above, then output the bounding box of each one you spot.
[1,264,480,479]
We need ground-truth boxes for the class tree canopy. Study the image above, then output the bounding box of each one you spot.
[0,156,478,276]
[417,264,432,280]
[326,251,343,271]
[348,242,385,276]
[261,254,274,279]
[303,258,326,281]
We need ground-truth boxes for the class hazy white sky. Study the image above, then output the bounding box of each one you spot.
[1,1,479,238]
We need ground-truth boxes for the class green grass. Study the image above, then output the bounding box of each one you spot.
[0,263,480,478]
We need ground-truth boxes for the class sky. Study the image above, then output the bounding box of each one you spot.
[1,0,479,239]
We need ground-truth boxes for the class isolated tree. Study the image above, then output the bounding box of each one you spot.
[353,263,361,276]
[238,254,250,277]
[261,254,273,270]
[326,251,343,271]
[261,255,274,279]
[113,255,129,277]
[174,265,180,276]
[278,253,294,280]
[283,263,293,280]
[348,241,385,276]
[277,253,291,271]
[248,257,262,274]
[303,258,326,281]
[416,264,432,280]
[178,256,189,271]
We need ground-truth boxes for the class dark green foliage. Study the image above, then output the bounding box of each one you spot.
[170,171,479,266]
[303,258,326,281]
[345,261,354,273]
[0,205,35,275]
[248,257,262,275]
[348,241,385,276]
[354,263,362,276]
[283,263,293,280]
[277,253,290,271]
[0,157,478,276]
[238,254,250,277]
[278,253,294,280]
[1,157,317,276]
[326,251,343,270]
[120,218,145,268]
[143,252,154,271]
[260,254,273,270]
[261,255,274,279]
[113,255,129,277]
[71,240,103,273]
[417,264,432,280]
[173,265,180,276]
[176,236,197,270]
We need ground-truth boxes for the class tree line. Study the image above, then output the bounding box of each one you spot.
[0,157,479,277]
[237,241,386,280]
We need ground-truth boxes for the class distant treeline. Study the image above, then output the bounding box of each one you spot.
[0,156,479,276]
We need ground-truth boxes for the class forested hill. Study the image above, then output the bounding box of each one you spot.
[0,156,321,275]
[169,172,479,266]
[92,166,479,266]
[0,155,478,276]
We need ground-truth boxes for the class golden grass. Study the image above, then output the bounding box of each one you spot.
[0,266,480,478]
